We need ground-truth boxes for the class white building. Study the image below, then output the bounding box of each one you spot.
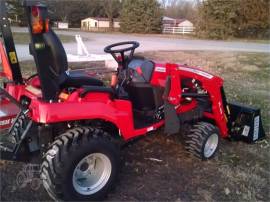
[162,16,194,34]
[162,16,194,28]
[56,22,69,29]
[81,17,120,31]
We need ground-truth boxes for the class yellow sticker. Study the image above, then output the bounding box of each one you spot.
[9,51,18,64]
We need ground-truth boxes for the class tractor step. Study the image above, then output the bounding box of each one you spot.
[0,109,32,160]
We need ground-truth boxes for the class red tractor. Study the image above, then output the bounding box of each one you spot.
[0,1,265,201]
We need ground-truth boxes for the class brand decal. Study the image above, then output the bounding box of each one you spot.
[179,66,213,79]
[253,116,259,141]
[0,117,15,127]
[242,125,250,137]
[155,67,166,73]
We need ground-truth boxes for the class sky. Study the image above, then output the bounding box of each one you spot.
[158,0,197,7]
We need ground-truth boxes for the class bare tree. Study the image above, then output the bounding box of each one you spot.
[163,0,198,21]
[103,0,121,31]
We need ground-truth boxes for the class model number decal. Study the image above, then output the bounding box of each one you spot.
[155,67,166,72]
[0,118,15,126]
[178,66,213,79]
[242,125,250,137]
[253,116,260,141]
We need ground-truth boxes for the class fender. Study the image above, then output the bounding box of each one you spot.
[28,92,136,140]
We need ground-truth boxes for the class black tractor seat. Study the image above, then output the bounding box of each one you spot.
[80,85,115,98]
[128,58,155,83]
[59,70,104,89]
[28,30,105,100]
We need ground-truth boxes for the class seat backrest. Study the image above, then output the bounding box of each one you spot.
[128,58,154,83]
[24,2,68,101]
[43,30,68,76]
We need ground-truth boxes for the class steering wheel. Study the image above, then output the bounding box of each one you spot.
[104,41,140,68]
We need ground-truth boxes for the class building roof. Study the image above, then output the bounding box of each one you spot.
[162,16,188,24]
[162,16,175,21]
[82,17,120,22]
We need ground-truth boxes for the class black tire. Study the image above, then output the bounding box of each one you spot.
[9,112,28,142]
[184,122,220,160]
[40,127,120,201]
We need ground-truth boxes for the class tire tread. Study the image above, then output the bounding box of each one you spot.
[40,126,116,201]
[184,122,219,160]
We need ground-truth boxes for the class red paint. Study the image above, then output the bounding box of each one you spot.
[27,75,40,88]
[0,97,19,130]
[0,41,13,80]
[31,6,39,17]
[150,63,227,137]
[2,61,229,140]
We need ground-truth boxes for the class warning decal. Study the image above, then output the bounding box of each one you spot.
[9,51,18,64]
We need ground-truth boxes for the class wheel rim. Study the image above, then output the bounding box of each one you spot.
[72,153,112,195]
[203,133,219,158]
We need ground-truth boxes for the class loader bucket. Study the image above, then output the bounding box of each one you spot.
[227,102,265,143]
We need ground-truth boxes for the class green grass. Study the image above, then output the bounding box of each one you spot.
[12,32,75,44]
[221,54,270,132]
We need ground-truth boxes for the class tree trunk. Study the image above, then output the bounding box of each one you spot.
[109,18,114,31]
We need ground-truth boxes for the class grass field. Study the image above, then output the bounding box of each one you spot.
[0,51,269,201]
[12,32,75,44]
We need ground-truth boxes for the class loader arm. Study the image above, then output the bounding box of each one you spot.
[163,63,228,137]
[162,63,265,141]
[0,1,23,83]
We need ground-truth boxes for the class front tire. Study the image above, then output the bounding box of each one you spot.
[41,127,119,201]
[184,122,220,160]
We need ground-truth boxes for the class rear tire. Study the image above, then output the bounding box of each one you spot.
[184,122,220,160]
[40,127,120,201]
